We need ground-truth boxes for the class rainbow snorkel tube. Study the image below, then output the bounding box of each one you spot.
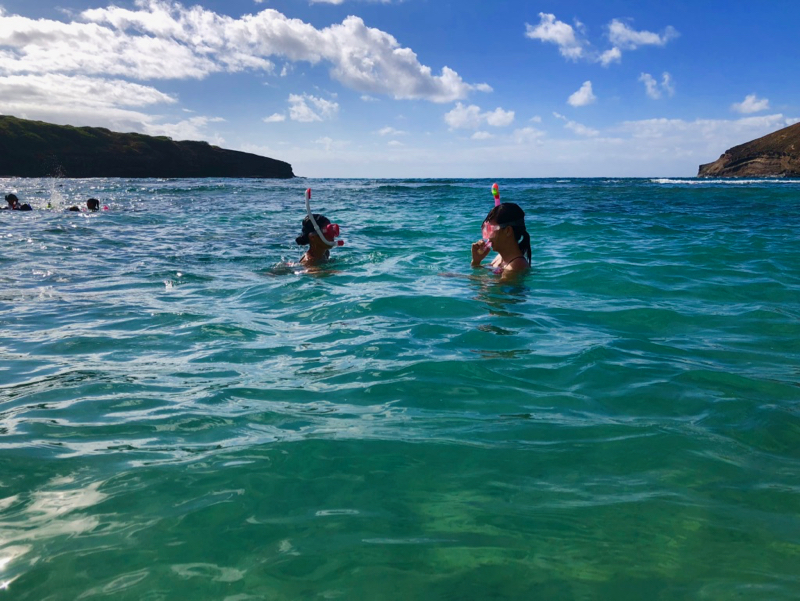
[492,182,501,206]
[305,188,343,247]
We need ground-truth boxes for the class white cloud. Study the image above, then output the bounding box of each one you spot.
[444,102,515,130]
[607,19,678,50]
[376,126,406,136]
[387,140,403,147]
[639,72,675,99]
[617,114,796,142]
[277,112,799,178]
[0,72,228,140]
[154,115,225,141]
[598,47,621,67]
[444,103,482,129]
[661,73,675,97]
[525,13,584,60]
[309,136,350,154]
[565,122,599,137]
[288,93,338,122]
[731,94,770,114]
[526,13,677,66]
[361,95,379,102]
[263,113,286,123]
[314,136,334,151]
[512,127,546,144]
[0,73,188,132]
[471,131,493,140]
[553,111,598,137]
[567,81,596,107]
[0,73,174,108]
[640,73,659,99]
[0,2,485,103]
[530,115,542,123]
[485,107,515,127]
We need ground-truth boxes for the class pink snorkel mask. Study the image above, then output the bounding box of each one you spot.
[305,188,344,247]
[482,221,501,241]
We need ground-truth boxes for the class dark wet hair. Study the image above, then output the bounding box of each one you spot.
[296,214,331,245]
[87,198,100,211]
[484,202,531,264]
[5,193,18,203]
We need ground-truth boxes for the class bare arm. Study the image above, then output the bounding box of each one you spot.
[471,240,491,267]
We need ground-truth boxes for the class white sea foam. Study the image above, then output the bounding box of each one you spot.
[652,178,797,185]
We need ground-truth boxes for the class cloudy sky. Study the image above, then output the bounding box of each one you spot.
[1,0,798,177]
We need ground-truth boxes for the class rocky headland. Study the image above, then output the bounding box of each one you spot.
[698,121,800,177]
[0,115,294,178]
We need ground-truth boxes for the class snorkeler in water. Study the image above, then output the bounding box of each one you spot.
[295,189,343,267]
[4,193,32,211]
[296,213,341,266]
[471,202,531,275]
[67,198,103,212]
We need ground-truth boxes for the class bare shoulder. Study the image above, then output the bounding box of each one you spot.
[504,257,530,272]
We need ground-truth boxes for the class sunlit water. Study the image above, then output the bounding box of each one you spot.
[1,177,799,600]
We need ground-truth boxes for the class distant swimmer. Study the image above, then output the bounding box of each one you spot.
[4,193,32,211]
[67,198,104,212]
[471,201,530,275]
[297,189,343,266]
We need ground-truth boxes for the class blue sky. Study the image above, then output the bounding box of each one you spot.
[1,0,798,177]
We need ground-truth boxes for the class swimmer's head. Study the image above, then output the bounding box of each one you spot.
[483,202,526,233]
[483,202,531,263]
[87,198,100,211]
[296,214,331,246]
[5,193,19,207]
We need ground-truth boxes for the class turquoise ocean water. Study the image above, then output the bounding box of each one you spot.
[1,177,799,600]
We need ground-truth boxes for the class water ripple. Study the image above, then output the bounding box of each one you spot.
[2,178,800,599]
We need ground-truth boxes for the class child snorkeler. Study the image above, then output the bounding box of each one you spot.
[296,213,342,266]
[295,188,343,267]
[471,202,531,275]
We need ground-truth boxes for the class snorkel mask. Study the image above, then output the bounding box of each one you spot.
[482,221,501,241]
[305,188,344,247]
[482,218,524,243]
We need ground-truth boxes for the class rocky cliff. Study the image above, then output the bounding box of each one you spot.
[0,115,294,178]
[698,121,800,177]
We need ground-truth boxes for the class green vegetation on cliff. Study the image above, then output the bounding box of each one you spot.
[0,115,294,178]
